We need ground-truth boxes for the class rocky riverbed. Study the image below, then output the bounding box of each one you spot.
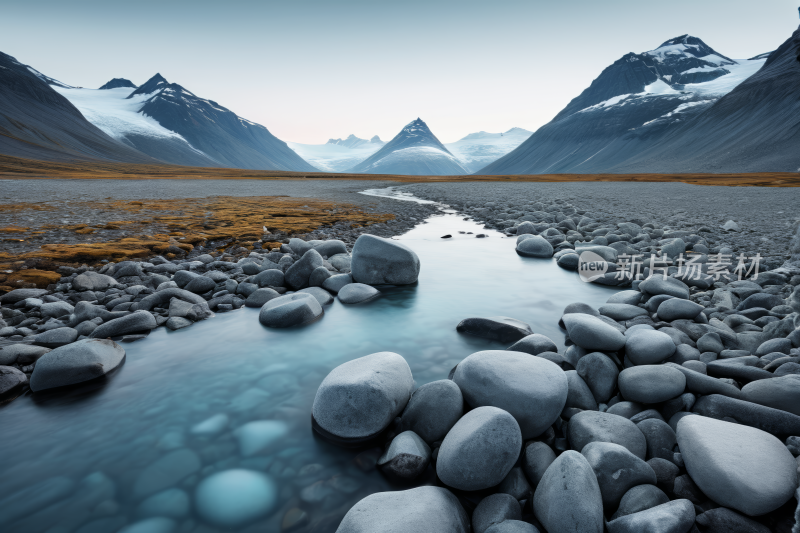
[1,180,800,533]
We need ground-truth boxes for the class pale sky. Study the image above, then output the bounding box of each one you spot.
[3,0,798,144]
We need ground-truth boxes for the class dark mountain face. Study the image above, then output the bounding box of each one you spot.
[132,74,316,171]
[99,78,137,90]
[0,52,157,163]
[480,34,773,175]
[349,118,467,175]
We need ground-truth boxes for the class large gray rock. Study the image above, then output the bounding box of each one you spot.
[618,366,686,403]
[0,366,27,397]
[90,311,157,339]
[377,430,431,480]
[612,485,670,520]
[335,486,469,533]
[0,344,51,366]
[606,499,695,533]
[298,286,334,306]
[351,234,420,285]
[244,288,281,308]
[0,288,48,304]
[523,441,556,490]
[168,298,212,321]
[657,299,704,321]
[456,317,533,343]
[741,375,800,416]
[677,415,797,516]
[692,394,800,439]
[40,301,74,319]
[136,288,207,311]
[576,352,619,403]
[73,271,118,291]
[664,363,741,399]
[516,235,554,258]
[638,276,690,299]
[565,370,598,411]
[288,238,312,256]
[562,313,626,352]
[484,521,540,533]
[695,507,771,533]
[398,379,463,444]
[338,283,380,304]
[284,249,323,290]
[314,240,348,258]
[33,327,79,348]
[436,406,522,491]
[568,411,647,459]
[308,265,332,287]
[29,339,125,392]
[533,450,603,533]
[322,273,352,294]
[312,352,413,441]
[184,276,215,294]
[581,441,657,508]
[607,290,642,306]
[472,493,522,533]
[637,419,677,461]
[599,304,648,321]
[252,269,285,288]
[453,350,568,439]
[507,333,558,355]
[258,293,323,328]
[625,329,676,365]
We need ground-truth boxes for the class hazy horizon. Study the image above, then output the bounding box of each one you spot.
[3,0,798,144]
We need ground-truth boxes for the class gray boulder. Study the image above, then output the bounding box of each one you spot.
[692,394,800,439]
[472,493,522,533]
[436,406,522,491]
[377,430,431,480]
[607,290,642,306]
[568,411,647,459]
[581,441,657,508]
[664,363,741,399]
[565,370,598,411]
[398,379,463,444]
[522,441,556,490]
[335,486,469,533]
[453,350,568,439]
[741,375,800,416]
[677,415,797,516]
[73,271,117,291]
[562,313,626,352]
[456,317,533,343]
[639,276,690,299]
[168,298,212,321]
[657,299,704,321]
[507,333,558,355]
[618,366,686,403]
[576,352,619,403]
[0,288,48,304]
[40,301,74,319]
[258,293,323,328]
[166,317,192,330]
[612,485,670,520]
[298,286,334,306]
[0,366,27,397]
[136,288,207,311]
[516,235,554,258]
[637,419,677,461]
[497,466,532,500]
[288,238,312,256]
[312,352,413,441]
[599,304,648,321]
[695,507,771,533]
[606,499,695,533]
[309,265,332,287]
[484,520,540,533]
[0,344,51,366]
[533,450,603,533]
[351,234,420,285]
[625,329,676,365]
[29,339,125,392]
[252,269,285,288]
[314,240,348,257]
[338,283,380,304]
[244,288,281,308]
[697,332,724,354]
[184,276,215,294]
[34,327,79,348]
[322,273,353,294]
[285,249,324,290]
[90,311,157,339]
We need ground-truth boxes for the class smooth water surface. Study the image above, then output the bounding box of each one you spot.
[0,212,618,533]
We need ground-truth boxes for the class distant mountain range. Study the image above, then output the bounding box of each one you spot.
[326,134,384,149]
[481,32,800,174]
[445,128,531,173]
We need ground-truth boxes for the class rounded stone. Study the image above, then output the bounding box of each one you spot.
[252,269,285,288]
[472,493,522,533]
[637,418,677,461]
[258,293,323,328]
[377,430,431,480]
[516,235,554,258]
[336,486,469,533]
[567,411,647,459]
[507,333,558,355]
[618,366,686,403]
[576,352,619,404]
[676,415,798,516]
[741,375,800,416]
[312,352,413,441]
[436,406,522,491]
[522,441,556,490]
[322,273,352,294]
[73,271,118,291]
[453,350,568,439]
[244,288,281,308]
[624,329,676,365]
[611,485,669,520]
[533,450,603,533]
[194,470,277,528]
[398,379,463,444]
[565,370,598,411]
[657,299,705,321]
[30,339,125,392]
[599,304,648,321]
[562,313,626,352]
[0,366,27,397]
[456,316,532,343]
[351,234,420,285]
[90,311,157,339]
[298,286,334,306]
[582,441,657,508]
[338,283,380,304]
[606,499,695,533]
[485,521,540,533]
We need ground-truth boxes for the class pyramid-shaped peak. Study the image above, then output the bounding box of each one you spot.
[99,78,137,90]
[127,73,169,99]
[649,35,734,64]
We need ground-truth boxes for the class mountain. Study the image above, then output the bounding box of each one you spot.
[54,73,316,171]
[326,134,384,149]
[288,141,383,173]
[445,127,532,173]
[0,52,159,163]
[349,118,467,175]
[480,35,769,174]
[99,78,137,90]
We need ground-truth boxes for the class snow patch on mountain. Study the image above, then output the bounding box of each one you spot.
[445,128,532,173]
[288,142,382,172]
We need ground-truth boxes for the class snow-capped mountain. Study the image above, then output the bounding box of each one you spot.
[0,52,158,164]
[445,127,532,173]
[481,35,770,174]
[99,78,137,90]
[349,118,467,175]
[52,73,316,171]
[326,134,384,149]
[288,141,383,173]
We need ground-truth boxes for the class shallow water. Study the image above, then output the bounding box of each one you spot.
[0,210,618,533]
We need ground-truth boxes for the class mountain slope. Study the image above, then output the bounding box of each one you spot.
[288,141,383,172]
[0,52,159,164]
[480,35,769,175]
[326,134,384,149]
[350,118,467,175]
[445,127,531,173]
[55,73,316,171]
